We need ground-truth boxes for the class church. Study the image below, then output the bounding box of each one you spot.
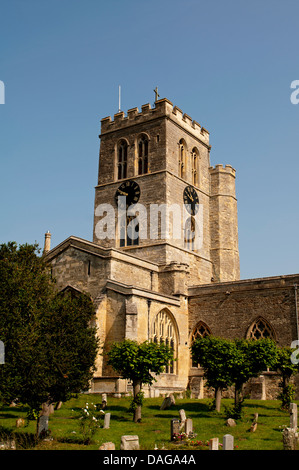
[44,95,299,399]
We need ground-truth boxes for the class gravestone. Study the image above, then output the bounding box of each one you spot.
[38,415,49,437]
[209,437,219,450]
[160,394,175,410]
[120,435,140,450]
[102,393,107,410]
[290,403,298,430]
[103,413,111,429]
[171,419,180,440]
[185,418,193,436]
[226,418,236,427]
[223,434,234,450]
[282,427,297,450]
[250,412,258,432]
[179,409,186,430]
[99,442,115,450]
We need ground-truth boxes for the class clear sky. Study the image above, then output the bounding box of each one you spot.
[0,0,298,280]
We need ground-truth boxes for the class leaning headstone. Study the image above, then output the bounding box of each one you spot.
[179,409,186,430]
[290,403,298,430]
[99,442,115,450]
[160,394,175,410]
[226,418,236,427]
[120,435,140,450]
[282,427,297,450]
[250,422,257,432]
[185,418,193,436]
[209,437,219,450]
[223,434,234,450]
[102,393,107,410]
[103,413,111,429]
[37,415,49,438]
[171,419,180,440]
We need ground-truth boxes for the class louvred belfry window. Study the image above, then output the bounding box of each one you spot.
[117,140,128,180]
[138,135,149,175]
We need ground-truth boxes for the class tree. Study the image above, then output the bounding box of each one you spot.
[107,339,174,422]
[0,242,99,433]
[231,338,278,408]
[191,336,238,412]
[191,336,278,414]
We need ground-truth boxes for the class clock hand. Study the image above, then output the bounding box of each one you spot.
[118,190,128,196]
[187,190,194,202]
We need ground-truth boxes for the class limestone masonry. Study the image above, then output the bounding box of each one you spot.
[45,96,299,399]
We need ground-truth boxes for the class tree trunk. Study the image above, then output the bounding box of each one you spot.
[234,384,243,407]
[133,380,142,423]
[215,387,222,412]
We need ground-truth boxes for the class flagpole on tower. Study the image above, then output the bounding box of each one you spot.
[118,85,121,112]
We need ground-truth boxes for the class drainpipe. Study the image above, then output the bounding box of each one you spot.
[147,299,151,341]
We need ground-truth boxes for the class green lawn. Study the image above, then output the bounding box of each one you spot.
[0,395,293,450]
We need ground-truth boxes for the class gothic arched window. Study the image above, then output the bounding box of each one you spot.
[191,147,199,186]
[117,139,128,180]
[190,321,211,367]
[178,139,186,179]
[246,317,276,340]
[152,310,177,374]
[184,216,196,251]
[138,135,149,175]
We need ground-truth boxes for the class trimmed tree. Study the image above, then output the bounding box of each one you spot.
[231,338,278,408]
[191,336,237,412]
[191,336,279,414]
[107,339,174,422]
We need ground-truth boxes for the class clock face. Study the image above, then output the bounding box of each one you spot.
[183,186,199,215]
[115,180,140,207]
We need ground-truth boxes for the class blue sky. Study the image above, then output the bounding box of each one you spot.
[0,0,298,280]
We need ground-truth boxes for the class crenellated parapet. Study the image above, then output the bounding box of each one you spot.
[209,164,236,178]
[100,98,209,144]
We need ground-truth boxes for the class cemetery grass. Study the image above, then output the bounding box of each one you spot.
[0,395,294,450]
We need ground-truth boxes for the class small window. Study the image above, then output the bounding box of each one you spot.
[178,139,186,179]
[191,148,199,186]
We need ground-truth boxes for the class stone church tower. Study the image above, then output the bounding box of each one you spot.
[45,95,299,398]
[93,97,240,284]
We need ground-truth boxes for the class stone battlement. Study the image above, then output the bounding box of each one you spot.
[100,98,209,144]
[209,164,236,177]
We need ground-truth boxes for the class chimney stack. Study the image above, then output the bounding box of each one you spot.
[43,231,51,254]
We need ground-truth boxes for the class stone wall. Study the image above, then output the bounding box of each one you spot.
[188,274,299,347]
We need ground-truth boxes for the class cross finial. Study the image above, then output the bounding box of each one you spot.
[154,86,160,102]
